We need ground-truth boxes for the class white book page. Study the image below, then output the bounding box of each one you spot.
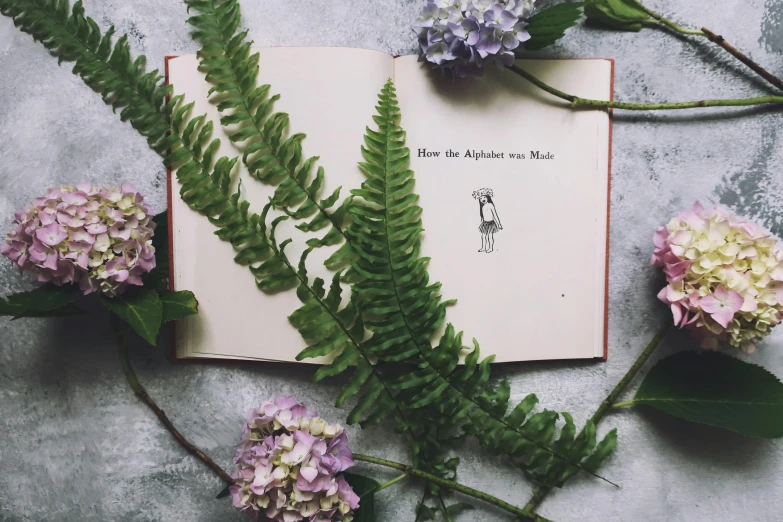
[168,48,394,362]
[393,57,612,362]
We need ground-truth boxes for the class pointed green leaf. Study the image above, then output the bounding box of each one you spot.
[446,502,475,518]
[158,290,199,323]
[585,0,650,31]
[0,284,82,319]
[0,284,84,319]
[526,2,585,51]
[633,351,783,438]
[100,288,163,345]
[342,473,381,522]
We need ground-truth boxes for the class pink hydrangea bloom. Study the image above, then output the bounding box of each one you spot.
[653,202,783,353]
[0,183,156,296]
[231,396,359,521]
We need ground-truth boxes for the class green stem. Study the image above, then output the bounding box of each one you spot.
[438,493,454,522]
[633,2,704,35]
[353,454,551,522]
[611,400,636,409]
[374,472,409,493]
[117,333,234,485]
[507,65,783,111]
[520,324,671,518]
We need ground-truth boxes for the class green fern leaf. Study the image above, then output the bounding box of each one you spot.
[184,0,354,258]
[339,79,615,486]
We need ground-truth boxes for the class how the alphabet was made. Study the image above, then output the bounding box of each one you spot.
[417,149,555,160]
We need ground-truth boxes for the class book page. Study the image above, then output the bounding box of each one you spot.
[393,57,612,362]
[168,48,394,362]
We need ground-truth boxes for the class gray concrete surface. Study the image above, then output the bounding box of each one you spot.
[2,1,783,521]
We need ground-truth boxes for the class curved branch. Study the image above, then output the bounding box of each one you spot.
[699,28,783,93]
[118,334,234,485]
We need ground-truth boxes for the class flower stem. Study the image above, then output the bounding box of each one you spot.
[633,0,783,92]
[519,324,671,518]
[374,472,409,493]
[117,334,234,485]
[352,453,551,522]
[634,2,704,36]
[507,65,783,111]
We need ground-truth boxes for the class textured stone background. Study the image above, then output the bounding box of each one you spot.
[2,1,783,521]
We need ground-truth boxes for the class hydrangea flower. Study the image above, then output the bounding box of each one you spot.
[412,0,535,77]
[652,202,783,353]
[0,183,156,297]
[231,396,360,521]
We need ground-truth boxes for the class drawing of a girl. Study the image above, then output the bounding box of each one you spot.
[472,188,503,253]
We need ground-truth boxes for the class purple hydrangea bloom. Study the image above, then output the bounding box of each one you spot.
[0,183,156,296]
[413,0,535,77]
[231,396,360,521]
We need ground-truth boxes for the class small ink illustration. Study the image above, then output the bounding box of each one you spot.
[472,188,503,253]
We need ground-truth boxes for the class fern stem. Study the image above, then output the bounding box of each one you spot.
[117,332,234,485]
[520,324,671,518]
[507,65,783,111]
[353,454,551,522]
[632,0,783,91]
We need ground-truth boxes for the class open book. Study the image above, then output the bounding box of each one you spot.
[166,48,613,363]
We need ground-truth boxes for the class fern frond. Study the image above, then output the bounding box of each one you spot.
[0,0,172,154]
[184,0,356,258]
[0,0,305,294]
[332,80,617,486]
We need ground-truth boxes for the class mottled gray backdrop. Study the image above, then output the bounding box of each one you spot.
[2,0,783,521]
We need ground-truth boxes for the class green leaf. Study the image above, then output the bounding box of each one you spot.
[151,211,169,268]
[633,351,783,438]
[215,484,231,499]
[525,2,585,51]
[584,0,651,31]
[145,211,170,290]
[100,288,163,345]
[342,473,381,522]
[446,502,475,518]
[158,290,199,323]
[0,285,82,319]
[415,503,437,521]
